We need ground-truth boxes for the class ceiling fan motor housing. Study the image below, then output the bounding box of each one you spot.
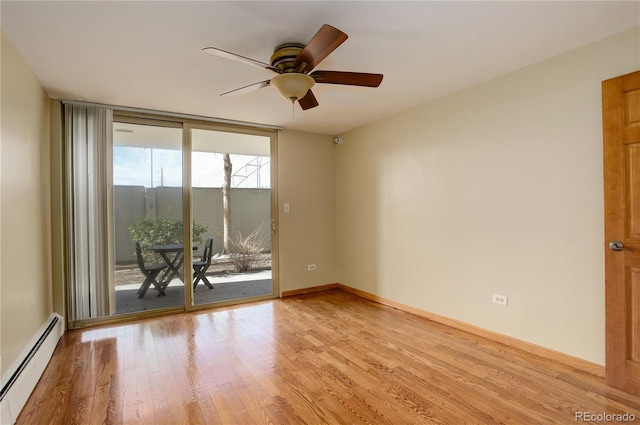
[270,43,305,72]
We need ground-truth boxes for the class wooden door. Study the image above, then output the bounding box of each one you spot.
[603,70,640,395]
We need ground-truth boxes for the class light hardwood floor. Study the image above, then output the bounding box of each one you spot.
[17,290,640,424]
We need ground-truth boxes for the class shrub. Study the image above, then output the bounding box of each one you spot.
[229,225,270,273]
[129,217,207,263]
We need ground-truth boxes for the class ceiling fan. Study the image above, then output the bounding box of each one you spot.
[202,24,383,110]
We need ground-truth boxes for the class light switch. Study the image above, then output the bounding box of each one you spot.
[284,203,290,213]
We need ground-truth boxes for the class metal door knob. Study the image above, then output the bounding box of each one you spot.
[609,241,624,251]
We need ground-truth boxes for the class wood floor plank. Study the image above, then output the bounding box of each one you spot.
[15,290,640,424]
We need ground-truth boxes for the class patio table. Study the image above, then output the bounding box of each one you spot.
[149,243,197,293]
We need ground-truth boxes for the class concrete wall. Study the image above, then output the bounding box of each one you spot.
[336,27,640,365]
[114,186,146,262]
[114,186,271,262]
[1,31,52,377]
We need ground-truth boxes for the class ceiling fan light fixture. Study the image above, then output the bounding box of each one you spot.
[271,73,315,101]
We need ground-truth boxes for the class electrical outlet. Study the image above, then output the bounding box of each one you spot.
[307,264,316,271]
[492,294,508,306]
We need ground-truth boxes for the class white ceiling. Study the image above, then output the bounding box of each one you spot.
[2,1,638,135]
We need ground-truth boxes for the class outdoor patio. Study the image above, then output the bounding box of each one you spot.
[115,269,272,314]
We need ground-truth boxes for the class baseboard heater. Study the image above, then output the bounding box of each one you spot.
[0,313,64,425]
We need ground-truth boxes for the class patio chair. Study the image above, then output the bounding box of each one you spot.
[135,242,168,298]
[193,238,214,291]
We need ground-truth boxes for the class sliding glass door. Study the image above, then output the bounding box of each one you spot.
[112,121,185,315]
[66,108,277,326]
[112,122,275,314]
[189,127,274,307]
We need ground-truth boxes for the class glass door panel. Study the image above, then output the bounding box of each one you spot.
[112,122,184,314]
[190,128,273,306]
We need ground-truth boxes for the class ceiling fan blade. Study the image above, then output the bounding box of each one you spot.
[220,80,270,97]
[202,47,280,73]
[298,90,319,110]
[311,71,383,87]
[293,24,348,74]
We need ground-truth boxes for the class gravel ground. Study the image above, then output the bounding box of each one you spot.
[115,255,271,286]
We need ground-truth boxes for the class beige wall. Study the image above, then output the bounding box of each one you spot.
[277,130,337,293]
[1,31,52,376]
[336,27,640,364]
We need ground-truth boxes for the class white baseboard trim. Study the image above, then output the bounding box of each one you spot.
[0,313,64,425]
